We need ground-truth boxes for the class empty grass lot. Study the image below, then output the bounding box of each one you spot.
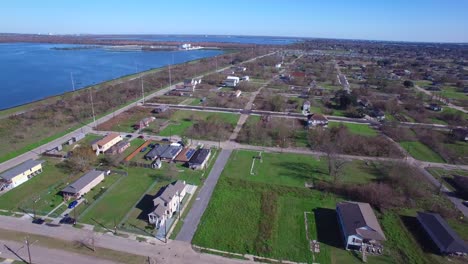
[329,122,378,137]
[400,141,445,163]
[158,110,239,138]
[193,150,396,263]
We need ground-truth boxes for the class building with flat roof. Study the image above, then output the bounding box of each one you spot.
[0,159,45,189]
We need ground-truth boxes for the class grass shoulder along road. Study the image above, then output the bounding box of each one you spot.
[399,141,445,163]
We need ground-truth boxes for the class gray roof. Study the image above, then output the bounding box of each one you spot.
[0,159,45,181]
[145,145,170,160]
[417,212,468,254]
[61,170,105,194]
[160,145,183,159]
[337,201,386,241]
[150,180,186,217]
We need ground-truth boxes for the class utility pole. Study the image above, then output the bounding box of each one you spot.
[89,88,96,129]
[70,72,75,92]
[24,237,38,264]
[141,74,145,104]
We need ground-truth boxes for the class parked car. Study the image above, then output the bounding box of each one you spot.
[125,134,132,138]
[148,143,155,148]
[138,135,144,139]
[162,138,170,142]
[463,201,468,207]
[59,216,76,224]
[68,200,78,209]
[140,147,147,152]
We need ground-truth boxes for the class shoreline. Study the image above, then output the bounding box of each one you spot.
[0,48,229,114]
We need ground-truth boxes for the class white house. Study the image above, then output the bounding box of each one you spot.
[61,170,106,200]
[303,100,311,113]
[0,159,45,189]
[307,114,328,127]
[92,133,123,154]
[336,201,386,250]
[224,76,240,87]
[148,181,187,229]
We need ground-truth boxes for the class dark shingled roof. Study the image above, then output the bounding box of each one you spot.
[0,159,45,181]
[189,149,211,165]
[61,170,105,194]
[145,145,170,160]
[337,201,386,241]
[160,145,183,159]
[417,212,468,254]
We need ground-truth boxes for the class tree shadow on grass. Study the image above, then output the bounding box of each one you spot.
[274,162,326,182]
[400,215,440,255]
[313,208,343,248]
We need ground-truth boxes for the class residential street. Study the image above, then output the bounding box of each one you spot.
[0,239,117,264]
[176,149,233,242]
[414,84,467,114]
[0,215,253,264]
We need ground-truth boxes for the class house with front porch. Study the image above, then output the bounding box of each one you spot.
[336,201,386,251]
[148,180,187,229]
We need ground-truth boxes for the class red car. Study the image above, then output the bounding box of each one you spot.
[138,135,144,139]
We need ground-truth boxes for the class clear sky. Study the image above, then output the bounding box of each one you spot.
[2,0,467,43]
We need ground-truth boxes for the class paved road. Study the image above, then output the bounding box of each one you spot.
[0,239,118,264]
[0,215,252,264]
[176,149,233,242]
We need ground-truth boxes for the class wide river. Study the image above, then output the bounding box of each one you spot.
[0,43,224,110]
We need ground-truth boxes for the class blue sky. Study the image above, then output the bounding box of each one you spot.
[2,0,468,42]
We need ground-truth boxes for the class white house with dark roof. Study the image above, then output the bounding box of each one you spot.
[148,180,187,229]
[336,201,386,250]
[0,159,45,189]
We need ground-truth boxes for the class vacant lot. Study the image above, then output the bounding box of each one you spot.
[96,106,155,133]
[157,110,239,140]
[193,150,463,263]
[400,141,445,163]
[193,151,394,263]
[328,122,378,137]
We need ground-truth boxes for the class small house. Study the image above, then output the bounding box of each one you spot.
[336,201,386,251]
[174,148,197,163]
[307,114,328,127]
[61,170,106,200]
[92,133,123,154]
[0,159,45,189]
[134,117,156,129]
[188,148,211,170]
[241,76,250,81]
[370,109,385,121]
[148,180,187,229]
[106,141,130,155]
[275,63,282,69]
[417,212,468,255]
[224,76,240,87]
[159,144,183,161]
[145,145,170,161]
[153,105,169,113]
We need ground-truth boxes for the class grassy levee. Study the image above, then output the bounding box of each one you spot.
[0,49,257,164]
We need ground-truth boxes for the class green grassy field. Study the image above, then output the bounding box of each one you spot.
[0,159,69,214]
[79,167,161,228]
[400,141,445,163]
[193,150,398,263]
[329,122,378,137]
[439,86,466,100]
[158,110,240,138]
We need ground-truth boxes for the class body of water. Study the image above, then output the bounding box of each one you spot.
[98,34,301,45]
[0,43,224,110]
